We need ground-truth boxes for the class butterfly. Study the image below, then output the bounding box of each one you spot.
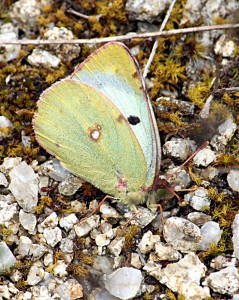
[33,42,161,210]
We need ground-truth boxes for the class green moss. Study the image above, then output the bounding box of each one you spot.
[164,289,177,300]
[150,58,187,97]
[15,279,29,290]
[174,36,205,63]
[164,0,186,30]
[98,0,127,23]
[187,77,212,108]
[214,153,239,167]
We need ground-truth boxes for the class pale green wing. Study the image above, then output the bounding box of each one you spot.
[71,42,161,189]
[34,79,147,197]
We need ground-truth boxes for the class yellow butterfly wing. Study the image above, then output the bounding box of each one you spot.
[34,79,147,197]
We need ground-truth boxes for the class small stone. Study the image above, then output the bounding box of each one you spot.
[138,231,160,254]
[131,253,142,269]
[30,243,48,260]
[55,279,83,300]
[155,242,182,261]
[0,115,14,140]
[181,0,203,25]
[38,159,70,181]
[126,0,170,22]
[124,207,157,228]
[9,161,38,212]
[16,236,32,257]
[39,212,58,229]
[0,201,17,224]
[27,49,60,68]
[0,172,8,187]
[43,227,62,247]
[43,253,54,267]
[164,217,202,252]
[19,209,37,232]
[0,157,22,173]
[74,215,100,237]
[59,214,78,231]
[184,188,211,211]
[53,260,68,277]
[95,229,114,247]
[187,212,211,226]
[214,35,236,57]
[100,221,112,234]
[38,175,50,196]
[10,269,23,282]
[58,174,82,196]
[0,23,21,62]
[70,200,86,214]
[211,116,237,150]
[93,255,113,275]
[199,221,222,251]
[59,238,74,253]
[104,267,142,300]
[108,237,125,257]
[146,252,209,299]
[0,242,16,275]
[21,130,31,148]
[232,214,239,260]
[0,285,11,298]
[163,138,196,161]
[210,255,236,270]
[227,170,239,192]
[9,0,41,30]
[27,266,45,285]
[7,282,20,294]
[100,202,120,220]
[163,167,191,190]
[193,147,216,167]
[203,266,239,295]
[200,166,219,181]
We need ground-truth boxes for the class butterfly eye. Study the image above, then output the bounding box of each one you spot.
[127,115,140,125]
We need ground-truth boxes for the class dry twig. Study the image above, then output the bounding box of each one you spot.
[0,23,238,46]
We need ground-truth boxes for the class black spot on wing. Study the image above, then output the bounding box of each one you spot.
[127,115,140,125]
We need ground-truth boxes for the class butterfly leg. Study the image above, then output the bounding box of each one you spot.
[79,195,115,223]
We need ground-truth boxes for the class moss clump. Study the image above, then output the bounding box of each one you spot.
[34,196,53,214]
[187,77,213,108]
[150,57,187,97]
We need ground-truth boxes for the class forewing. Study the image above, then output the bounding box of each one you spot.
[71,42,161,188]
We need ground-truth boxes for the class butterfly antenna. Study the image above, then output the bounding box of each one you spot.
[149,203,166,239]
[117,210,139,236]
[79,195,115,223]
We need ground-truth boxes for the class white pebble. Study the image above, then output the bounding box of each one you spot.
[104,267,142,300]
[199,221,222,250]
[164,217,202,252]
[193,147,216,167]
[232,214,239,260]
[203,266,239,294]
[184,188,211,211]
[27,266,45,285]
[9,161,38,212]
[227,170,239,192]
[43,227,62,247]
